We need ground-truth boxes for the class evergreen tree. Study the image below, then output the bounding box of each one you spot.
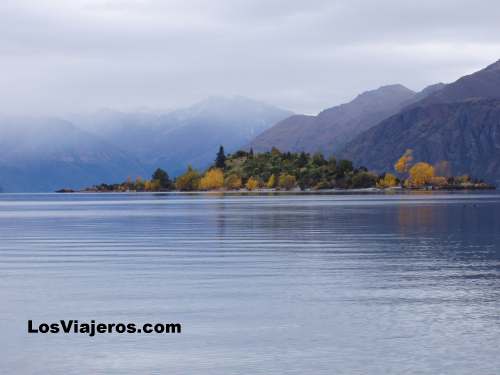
[215,146,226,169]
[297,152,308,168]
[151,168,171,189]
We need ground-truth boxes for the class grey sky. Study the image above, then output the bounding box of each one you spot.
[1,0,499,115]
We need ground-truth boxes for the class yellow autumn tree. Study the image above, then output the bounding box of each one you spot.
[175,165,201,191]
[406,162,435,187]
[394,149,414,174]
[246,176,259,191]
[199,168,224,190]
[267,174,277,189]
[377,173,398,188]
[224,174,242,190]
[279,174,297,190]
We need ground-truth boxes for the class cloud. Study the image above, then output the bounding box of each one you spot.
[0,0,499,115]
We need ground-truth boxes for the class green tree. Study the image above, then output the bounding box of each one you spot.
[312,153,327,167]
[297,152,308,168]
[351,172,378,188]
[338,160,353,176]
[327,156,337,171]
[152,168,171,190]
[215,146,226,169]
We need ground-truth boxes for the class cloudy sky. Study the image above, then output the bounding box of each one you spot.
[1,0,499,115]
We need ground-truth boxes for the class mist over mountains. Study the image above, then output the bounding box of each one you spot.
[0,117,146,192]
[0,97,291,192]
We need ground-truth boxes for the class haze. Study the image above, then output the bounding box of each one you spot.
[1,0,500,116]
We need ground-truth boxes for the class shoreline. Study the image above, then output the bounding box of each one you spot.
[55,186,496,194]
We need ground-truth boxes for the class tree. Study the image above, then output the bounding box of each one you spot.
[406,162,434,187]
[351,172,378,188]
[215,146,226,169]
[279,174,297,190]
[135,176,145,191]
[144,179,160,191]
[395,149,414,174]
[152,168,171,190]
[327,156,337,171]
[224,174,242,190]
[297,152,309,168]
[246,176,259,191]
[266,174,277,189]
[377,173,398,188]
[175,166,201,191]
[312,153,327,167]
[338,159,353,175]
[199,168,224,190]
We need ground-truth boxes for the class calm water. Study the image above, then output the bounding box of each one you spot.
[0,192,499,374]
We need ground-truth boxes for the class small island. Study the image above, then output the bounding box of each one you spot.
[65,147,494,193]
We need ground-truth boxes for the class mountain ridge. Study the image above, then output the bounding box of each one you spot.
[249,84,416,154]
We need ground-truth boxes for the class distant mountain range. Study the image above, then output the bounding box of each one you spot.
[74,96,292,175]
[2,60,500,192]
[250,59,500,184]
[0,117,146,192]
[0,97,292,192]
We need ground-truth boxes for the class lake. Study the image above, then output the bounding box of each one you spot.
[0,192,499,374]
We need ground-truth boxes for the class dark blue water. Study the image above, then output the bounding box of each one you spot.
[0,193,499,374]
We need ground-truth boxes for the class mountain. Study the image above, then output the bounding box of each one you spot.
[342,99,500,183]
[0,117,146,192]
[76,96,292,176]
[0,97,291,192]
[342,60,500,183]
[249,84,416,155]
[414,60,500,106]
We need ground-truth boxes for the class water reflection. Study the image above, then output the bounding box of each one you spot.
[0,193,499,374]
